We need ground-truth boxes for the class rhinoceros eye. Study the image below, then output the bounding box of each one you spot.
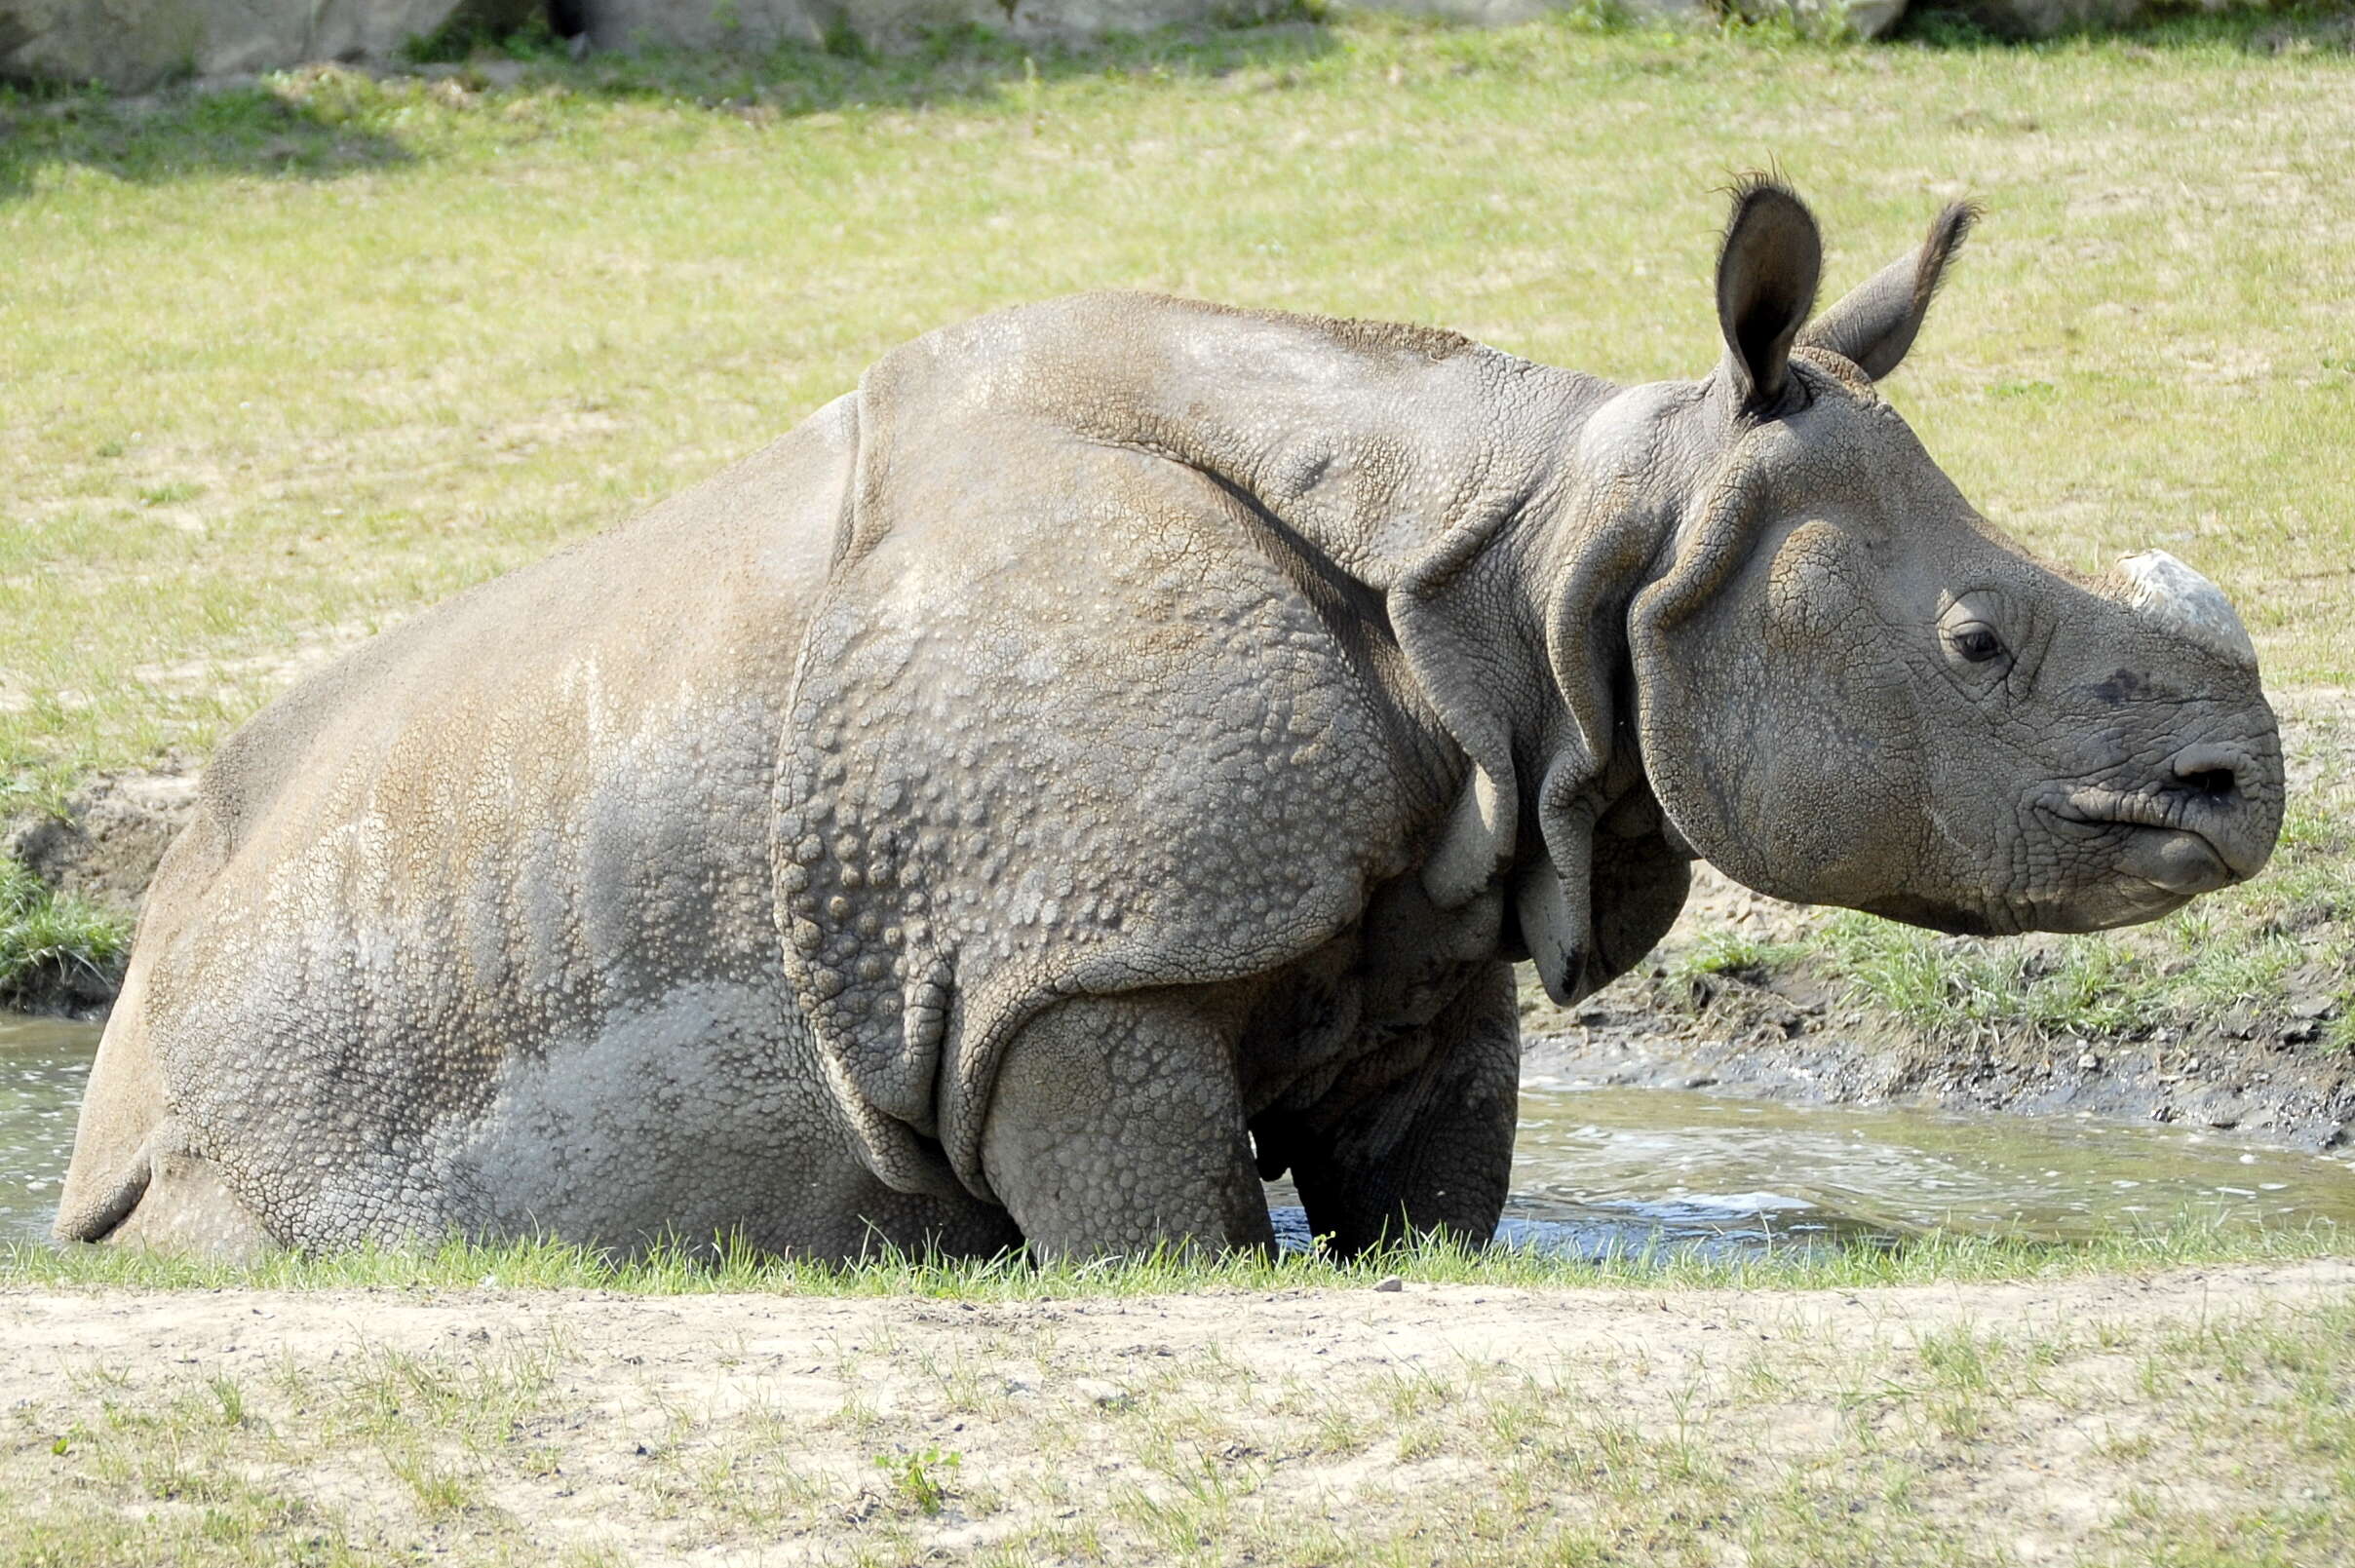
[1951,624,2006,664]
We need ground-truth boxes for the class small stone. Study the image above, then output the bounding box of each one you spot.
[1372,1276,1405,1293]
[2287,993,2336,1020]
[2077,1051,2101,1071]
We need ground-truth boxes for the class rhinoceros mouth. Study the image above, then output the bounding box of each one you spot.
[2113,828,2232,897]
[2040,785,2244,894]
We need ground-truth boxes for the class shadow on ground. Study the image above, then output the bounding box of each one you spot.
[555,16,1340,112]
[0,82,411,198]
[0,18,1337,199]
[1892,2,2355,52]
[4,2,2342,200]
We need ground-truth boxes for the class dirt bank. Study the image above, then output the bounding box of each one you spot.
[4,1262,2348,1564]
[1,764,199,915]
[1524,997,2355,1153]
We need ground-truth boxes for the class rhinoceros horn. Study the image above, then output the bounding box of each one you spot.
[2110,550,2258,671]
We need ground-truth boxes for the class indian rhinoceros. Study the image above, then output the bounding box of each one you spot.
[56,180,2283,1260]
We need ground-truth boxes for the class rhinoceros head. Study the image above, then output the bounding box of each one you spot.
[1597,181,2281,936]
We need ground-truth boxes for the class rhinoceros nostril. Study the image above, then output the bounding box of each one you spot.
[2181,768,2236,802]
[2169,743,2248,804]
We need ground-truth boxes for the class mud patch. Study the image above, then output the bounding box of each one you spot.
[1523,996,2355,1155]
[3,766,199,915]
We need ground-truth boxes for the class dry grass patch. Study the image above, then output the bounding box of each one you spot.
[4,1262,2351,1564]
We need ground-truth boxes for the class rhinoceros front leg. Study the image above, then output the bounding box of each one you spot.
[979,990,1274,1260]
[1280,963,1521,1257]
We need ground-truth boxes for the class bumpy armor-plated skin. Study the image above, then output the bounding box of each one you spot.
[58,185,2285,1258]
[61,399,1035,1257]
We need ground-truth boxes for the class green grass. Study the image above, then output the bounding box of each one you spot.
[1,13,2351,804]
[1,1211,2343,1298]
[0,855,132,1007]
[1671,929,1813,984]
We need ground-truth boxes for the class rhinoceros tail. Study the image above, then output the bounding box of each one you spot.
[55,981,274,1256]
[53,967,165,1243]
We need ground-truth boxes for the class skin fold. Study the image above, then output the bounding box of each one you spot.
[55,181,2283,1261]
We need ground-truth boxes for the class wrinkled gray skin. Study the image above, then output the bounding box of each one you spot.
[58,182,2284,1260]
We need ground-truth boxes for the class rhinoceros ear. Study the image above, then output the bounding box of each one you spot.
[1797,201,1977,381]
[1716,177,1822,414]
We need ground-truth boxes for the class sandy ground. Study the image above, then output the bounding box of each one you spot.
[6,1263,2352,1564]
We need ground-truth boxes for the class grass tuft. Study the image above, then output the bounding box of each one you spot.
[0,857,133,1010]
[1673,930,1813,984]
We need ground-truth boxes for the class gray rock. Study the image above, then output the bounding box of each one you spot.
[0,0,476,91]
[1835,0,1907,36]
[573,0,1289,54]
[1357,0,1715,27]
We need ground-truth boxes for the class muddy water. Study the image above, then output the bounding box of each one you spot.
[1461,1087,2355,1259]
[1,1015,97,1244]
[7,1014,2353,1255]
